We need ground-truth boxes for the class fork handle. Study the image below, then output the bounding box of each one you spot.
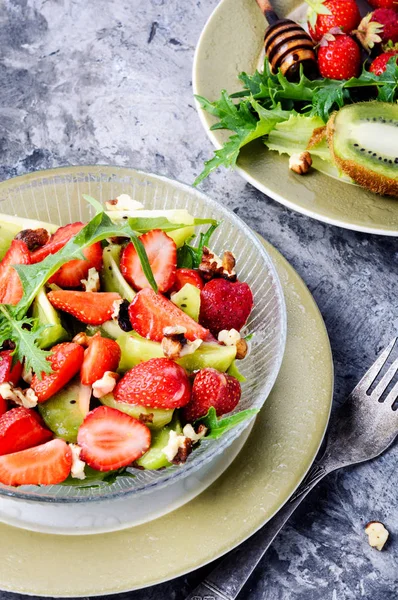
[185,461,332,600]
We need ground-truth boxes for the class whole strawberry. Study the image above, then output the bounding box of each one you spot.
[354,9,398,50]
[183,368,241,423]
[369,49,398,74]
[199,279,253,336]
[318,31,361,79]
[306,0,361,42]
[368,0,398,9]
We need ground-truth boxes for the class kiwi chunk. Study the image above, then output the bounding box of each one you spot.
[100,394,174,429]
[170,283,201,321]
[135,417,182,470]
[327,102,398,197]
[101,244,135,301]
[38,378,91,443]
[32,287,69,349]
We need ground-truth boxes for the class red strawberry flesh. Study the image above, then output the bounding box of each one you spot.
[128,288,209,342]
[121,229,177,293]
[31,342,85,402]
[48,290,122,325]
[318,33,361,80]
[183,368,241,422]
[199,279,253,336]
[114,357,191,409]
[0,239,30,305]
[0,407,52,456]
[81,335,121,385]
[0,438,72,486]
[170,268,204,293]
[77,405,151,471]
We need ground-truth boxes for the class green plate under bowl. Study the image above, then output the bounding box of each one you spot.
[193,0,398,235]
[0,236,333,596]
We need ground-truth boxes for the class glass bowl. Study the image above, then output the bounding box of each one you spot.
[0,166,287,503]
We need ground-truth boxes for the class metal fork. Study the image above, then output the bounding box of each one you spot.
[185,338,398,600]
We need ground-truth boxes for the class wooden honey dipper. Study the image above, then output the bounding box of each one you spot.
[256,0,318,80]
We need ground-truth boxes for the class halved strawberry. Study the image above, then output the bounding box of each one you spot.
[121,229,177,293]
[49,242,103,288]
[0,239,30,305]
[183,368,241,422]
[199,279,253,336]
[0,438,72,486]
[31,342,85,402]
[30,222,84,263]
[170,268,204,293]
[0,398,6,416]
[47,291,122,325]
[77,406,151,471]
[31,221,103,288]
[81,335,121,385]
[0,407,52,456]
[0,350,23,386]
[114,357,191,409]
[128,288,208,342]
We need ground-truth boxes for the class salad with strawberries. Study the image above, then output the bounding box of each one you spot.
[195,0,398,198]
[0,194,256,488]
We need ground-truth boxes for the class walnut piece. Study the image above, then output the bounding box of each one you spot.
[289,152,312,175]
[72,332,90,347]
[70,444,86,480]
[365,521,389,551]
[236,338,248,360]
[139,412,154,424]
[198,247,237,282]
[161,327,202,360]
[218,329,248,360]
[15,228,49,251]
[162,336,183,360]
[172,437,193,465]
[0,382,38,408]
[92,371,120,399]
[81,267,100,292]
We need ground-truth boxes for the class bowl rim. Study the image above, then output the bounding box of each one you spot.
[0,165,287,503]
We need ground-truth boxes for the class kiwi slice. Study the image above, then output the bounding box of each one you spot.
[170,283,201,321]
[326,102,398,197]
[100,393,174,429]
[101,244,135,301]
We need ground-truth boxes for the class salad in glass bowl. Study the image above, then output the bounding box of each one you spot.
[0,193,259,488]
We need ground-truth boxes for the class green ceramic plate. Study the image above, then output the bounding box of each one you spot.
[193,0,398,235]
[0,236,333,596]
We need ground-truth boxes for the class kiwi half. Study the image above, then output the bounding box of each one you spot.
[326,102,398,197]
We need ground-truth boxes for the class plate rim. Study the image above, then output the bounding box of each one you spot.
[192,0,398,237]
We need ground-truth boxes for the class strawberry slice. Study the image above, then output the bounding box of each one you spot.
[0,398,6,416]
[0,407,52,456]
[49,242,103,289]
[0,438,72,486]
[30,222,84,263]
[48,291,122,325]
[121,229,177,293]
[128,288,208,342]
[199,279,253,336]
[31,221,103,288]
[31,342,85,403]
[0,239,30,305]
[114,357,191,409]
[0,350,23,386]
[77,406,151,471]
[183,368,241,422]
[170,268,204,293]
[81,335,121,385]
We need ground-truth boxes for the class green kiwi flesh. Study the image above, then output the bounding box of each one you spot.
[326,102,398,197]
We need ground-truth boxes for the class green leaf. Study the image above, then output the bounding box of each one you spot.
[129,234,158,293]
[82,194,105,214]
[177,223,220,268]
[197,406,259,440]
[227,360,247,382]
[0,307,52,375]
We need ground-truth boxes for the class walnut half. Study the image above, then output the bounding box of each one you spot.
[198,247,237,282]
[289,151,312,175]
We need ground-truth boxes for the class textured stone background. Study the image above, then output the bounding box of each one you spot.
[0,0,397,598]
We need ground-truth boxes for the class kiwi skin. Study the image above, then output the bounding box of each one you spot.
[326,111,398,198]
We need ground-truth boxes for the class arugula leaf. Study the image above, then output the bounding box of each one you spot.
[125,216,217,233]
[194,95,291,184]
[14,198,157,315]
[177,223,219,268]
[0,307,52,374]
[197,406,259,440]
[195,57,398,183]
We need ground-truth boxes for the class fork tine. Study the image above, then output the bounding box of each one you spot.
[383,379,398,408]
[369,357,398,402]
[352,337,397,395]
